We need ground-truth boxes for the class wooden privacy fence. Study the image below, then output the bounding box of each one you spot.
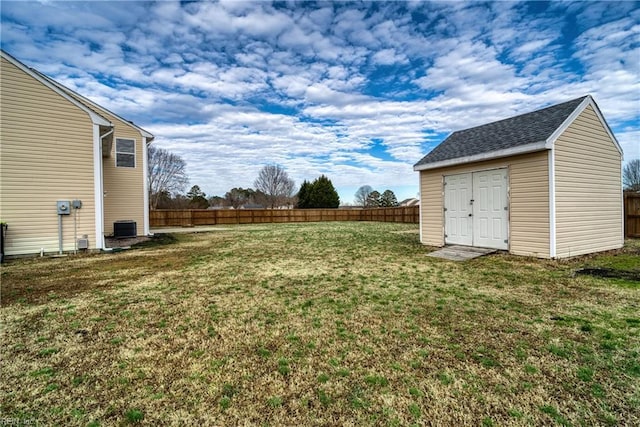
[150,206,419,228]
[625,192,640,238]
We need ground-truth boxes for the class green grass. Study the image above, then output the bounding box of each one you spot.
[1,222,638,425]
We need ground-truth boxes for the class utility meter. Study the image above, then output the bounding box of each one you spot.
[57,200,71,215]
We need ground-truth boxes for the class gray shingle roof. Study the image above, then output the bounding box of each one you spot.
[414,96,588,168]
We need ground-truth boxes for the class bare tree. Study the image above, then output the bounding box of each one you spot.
[148,146,189,209]
[623,159,640,191]
[254,164,295,208]
[224,187,255,209]
[366,190,381,207]
[354,185,373,207]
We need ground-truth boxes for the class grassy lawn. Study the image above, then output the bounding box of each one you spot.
[1,222,638,426]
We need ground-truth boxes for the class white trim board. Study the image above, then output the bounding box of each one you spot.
[546,95,622,156]
[414,142,547,171]
[548,149,556,259]
[93,125,105,250]
[142,136,150,236]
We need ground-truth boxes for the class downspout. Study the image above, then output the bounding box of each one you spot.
[142,136,150,235]
[93,126,112,250]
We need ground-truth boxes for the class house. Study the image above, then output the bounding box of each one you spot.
[0,50,154,257]
[414,95,623,259]
[399,198,420,207]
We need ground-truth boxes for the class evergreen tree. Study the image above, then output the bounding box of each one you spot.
[380,189,399,207]
[297,175,340,208]
[187,185,209,208]
[296,180,312,208]
[308,175,340,208]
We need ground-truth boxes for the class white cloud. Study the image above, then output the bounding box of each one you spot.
[2,0,638,202]
[371,48,408,66]
[617,129,640,162]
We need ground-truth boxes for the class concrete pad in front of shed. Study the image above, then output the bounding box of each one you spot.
[427,245,497,261]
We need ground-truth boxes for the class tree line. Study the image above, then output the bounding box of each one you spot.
[148,147,346,210]
[354,185,399,207]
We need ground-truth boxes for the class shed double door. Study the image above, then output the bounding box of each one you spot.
[444,169,508,250]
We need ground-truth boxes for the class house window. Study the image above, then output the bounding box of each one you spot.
[115,138,135,168]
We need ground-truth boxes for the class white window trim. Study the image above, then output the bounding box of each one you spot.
[115,137,136,168]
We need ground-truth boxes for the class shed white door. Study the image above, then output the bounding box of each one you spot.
[472,169,508,250]
[444,173,473,246]
[444,169,508,250]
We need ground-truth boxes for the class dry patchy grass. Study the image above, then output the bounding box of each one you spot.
[1,222,638,426]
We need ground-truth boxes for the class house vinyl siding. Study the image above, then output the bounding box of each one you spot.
[56,88,148,237]
[554,105,623,258]
[419,151,550,258]
[101,117,146,236]
[0,56,97,255]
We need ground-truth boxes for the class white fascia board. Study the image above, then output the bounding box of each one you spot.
[545,96,591,149]
[588,97,623,156]
[413,142,547,171]
[545,95,623,156]
[1,50,112,127]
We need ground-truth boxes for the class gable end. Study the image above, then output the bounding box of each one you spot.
[0,50,111,128]
[545,95,622,156]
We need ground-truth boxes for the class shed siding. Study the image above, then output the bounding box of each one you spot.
[419,151,550,257]
[554,105,623,258]
[0,57,96,255]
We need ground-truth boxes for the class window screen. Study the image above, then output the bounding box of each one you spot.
[116,138,135,168]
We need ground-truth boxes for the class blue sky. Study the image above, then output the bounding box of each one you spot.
[2,1,638,204]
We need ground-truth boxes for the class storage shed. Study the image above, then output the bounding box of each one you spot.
[414,95,623,259]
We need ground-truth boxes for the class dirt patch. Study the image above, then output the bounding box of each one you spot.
[1,234,183,306]
[105,235,151,248]
[390,229,420,234]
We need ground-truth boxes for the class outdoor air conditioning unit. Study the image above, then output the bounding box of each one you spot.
[77,237,89,250]
[113,220,137,238]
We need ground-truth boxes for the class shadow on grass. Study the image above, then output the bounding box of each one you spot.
[575,267,640,281]
[131,233,178,249]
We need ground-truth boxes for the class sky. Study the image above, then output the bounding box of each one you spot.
[1,1,639,204]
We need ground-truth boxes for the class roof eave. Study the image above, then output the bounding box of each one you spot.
[413,142,548,171]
